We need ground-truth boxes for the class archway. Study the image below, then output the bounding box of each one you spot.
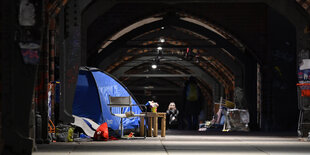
[87,11,258,128]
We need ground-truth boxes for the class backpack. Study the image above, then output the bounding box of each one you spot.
[186,83,198,101]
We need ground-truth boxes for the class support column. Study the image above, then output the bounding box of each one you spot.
[1,0,38,154]
[59,0,83,123]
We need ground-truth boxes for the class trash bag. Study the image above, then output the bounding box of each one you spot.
[67,127,75,142]
[56,132,67,142]
[19,42,40,64]
[19,0,36,26]
[55,124,70,142]
[94,122,109,141]
[225,109,249,131]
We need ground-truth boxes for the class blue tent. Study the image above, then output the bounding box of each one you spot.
[72,67,142,130]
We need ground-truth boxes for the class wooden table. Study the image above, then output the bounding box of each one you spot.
[140,112,166,137]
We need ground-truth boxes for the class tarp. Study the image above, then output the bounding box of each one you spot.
[72,115,99,137]
[73,67,142,130]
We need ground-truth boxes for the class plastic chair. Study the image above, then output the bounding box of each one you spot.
[108,96,146,138]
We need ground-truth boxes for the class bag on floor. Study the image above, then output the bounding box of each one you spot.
[94,122,109,141]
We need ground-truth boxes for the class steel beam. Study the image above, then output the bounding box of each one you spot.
[110,44,222,49]
[128,86,182,90]
[123,74,194,78]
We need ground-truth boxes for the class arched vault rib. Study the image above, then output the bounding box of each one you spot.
[98,17,163,52]
[100,43,242,89]
[110,56,222,100]
[126,36,235,86]
[92,14,247,64]
[104,49,232,93]
[129,26,243,87]
[93,15,246,88]
[107,53,232,94]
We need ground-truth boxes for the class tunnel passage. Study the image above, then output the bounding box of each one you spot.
[82,3,299,131]
[2,1,310,154]
[86,11,256,128]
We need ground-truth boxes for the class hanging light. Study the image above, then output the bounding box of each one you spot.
[159,38,165,43]
[151,64,157,69]
[157,47,162,50]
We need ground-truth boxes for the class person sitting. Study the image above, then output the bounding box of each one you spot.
[166,102,179,129]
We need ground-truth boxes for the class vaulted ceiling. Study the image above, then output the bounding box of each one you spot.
[86,9,252,104]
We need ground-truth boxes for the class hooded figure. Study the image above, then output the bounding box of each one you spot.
[183,76,203,130]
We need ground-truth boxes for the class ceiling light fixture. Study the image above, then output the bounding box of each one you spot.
[160,38,165,43]
[151,64,157,69]
[157,47,162,50]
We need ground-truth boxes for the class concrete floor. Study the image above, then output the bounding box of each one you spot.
[33,130,310,155]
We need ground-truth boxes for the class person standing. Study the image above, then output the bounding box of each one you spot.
[183,76,202,130]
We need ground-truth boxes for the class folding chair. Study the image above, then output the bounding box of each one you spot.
[108,96,146,138]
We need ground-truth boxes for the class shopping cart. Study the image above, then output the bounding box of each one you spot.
[296,83,310,137]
